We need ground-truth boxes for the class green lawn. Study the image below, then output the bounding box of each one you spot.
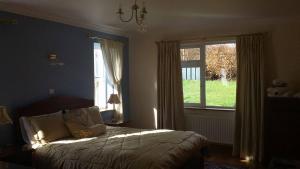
[183,80,236,107]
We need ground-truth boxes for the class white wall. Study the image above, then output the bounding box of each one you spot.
[129,22,300,130]
[270,24,300,90]
[129,34,161,129]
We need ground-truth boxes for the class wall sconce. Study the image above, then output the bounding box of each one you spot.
[48,53,64,66]
[0,106,13,125]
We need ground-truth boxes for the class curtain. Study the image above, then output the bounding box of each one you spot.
[101,39,124,120]
[233,34,265,163]
[157,41,185,130]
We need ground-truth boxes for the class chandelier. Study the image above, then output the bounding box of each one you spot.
[117,0,148,32]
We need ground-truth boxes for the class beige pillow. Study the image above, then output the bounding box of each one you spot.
[89,124,106,136]
[65,120,91,138]
[29,111,71,143]
[64,109,93,127]
[64,106,105,138]
[65,122,106,138]
[87,106,104,124]
[64,106,104,126]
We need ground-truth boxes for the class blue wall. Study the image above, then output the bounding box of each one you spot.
[0,11,129,145]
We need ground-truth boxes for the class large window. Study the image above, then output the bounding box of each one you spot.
[181,41,237,109]
[94,43,113,109]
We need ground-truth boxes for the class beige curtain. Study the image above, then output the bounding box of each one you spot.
[101,39,124,120]
[157,41,185,130]
[233,34,265,163]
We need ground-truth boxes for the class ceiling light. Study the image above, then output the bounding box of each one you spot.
[117,0,148,32]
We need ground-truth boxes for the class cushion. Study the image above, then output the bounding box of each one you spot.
[87,106,104,124]
[65,122,106,138]
[29,111,71,143]
[64,106,105,138]
[89,124,106,136]
[65,120,91,138]
[64,106,104,126]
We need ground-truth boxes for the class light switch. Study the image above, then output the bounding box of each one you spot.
[49,89,55,95]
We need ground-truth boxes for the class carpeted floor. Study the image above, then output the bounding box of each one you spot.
[205,161,248,169]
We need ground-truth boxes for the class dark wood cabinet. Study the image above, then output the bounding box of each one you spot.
[264,97,300,163]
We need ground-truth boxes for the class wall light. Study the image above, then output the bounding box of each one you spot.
[48,53,64,66]
[0,106,12,125]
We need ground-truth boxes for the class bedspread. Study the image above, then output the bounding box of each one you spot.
[34,126,207,169]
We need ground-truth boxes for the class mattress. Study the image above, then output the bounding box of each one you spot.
[34,126,207,169]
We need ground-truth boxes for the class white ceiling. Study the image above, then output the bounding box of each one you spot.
[1,0,300,36]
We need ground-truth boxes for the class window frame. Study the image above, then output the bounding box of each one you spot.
[181,39,237,110]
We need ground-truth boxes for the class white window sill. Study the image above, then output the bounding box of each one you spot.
[184,108,235,119]
[184,107,235,111]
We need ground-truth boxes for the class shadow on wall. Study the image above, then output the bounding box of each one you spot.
[153,108,158,129]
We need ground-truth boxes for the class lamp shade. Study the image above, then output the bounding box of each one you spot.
[107,94,120,104]
[0,106,12,125]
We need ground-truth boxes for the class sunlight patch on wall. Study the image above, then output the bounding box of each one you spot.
[153,108,158,129]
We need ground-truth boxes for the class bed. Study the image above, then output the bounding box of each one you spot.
[15,96,207,169]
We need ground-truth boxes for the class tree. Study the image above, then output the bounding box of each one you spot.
[180,48,200,61]
[206,44,237,80]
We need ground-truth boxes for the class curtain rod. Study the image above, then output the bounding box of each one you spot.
[87,33,122,42]
[180,34,235,42]
[89,36,105,40]
[173,32,268,43]
[87,33,106,41]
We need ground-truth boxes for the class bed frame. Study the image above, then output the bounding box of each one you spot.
[14,96,204,169]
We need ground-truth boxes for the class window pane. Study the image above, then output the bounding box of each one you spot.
[94,43,103,78]
[95,77,107,109]
[205,43,237,107]
[181,48,200,61]
[181,48,201,104]
[182,68,201,104]
[94,42,114,109]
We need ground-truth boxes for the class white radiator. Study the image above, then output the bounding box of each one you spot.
[185,113,235,144]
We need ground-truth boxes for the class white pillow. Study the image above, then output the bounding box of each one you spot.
[29,111,70,143]
[19,117,36,145]
[19,111,67,145]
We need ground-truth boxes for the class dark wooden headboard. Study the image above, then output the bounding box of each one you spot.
[14,96,94,144]
[15,96,94,118]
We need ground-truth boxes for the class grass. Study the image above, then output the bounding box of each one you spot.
[183,80,236,107]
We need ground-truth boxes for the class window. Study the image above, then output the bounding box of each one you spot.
[181,41,237,109]
[94,42,114,110]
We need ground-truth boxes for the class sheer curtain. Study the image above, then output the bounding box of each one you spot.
[101,39,124,120]
[233,33,265,163]
[156,41,185,130]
